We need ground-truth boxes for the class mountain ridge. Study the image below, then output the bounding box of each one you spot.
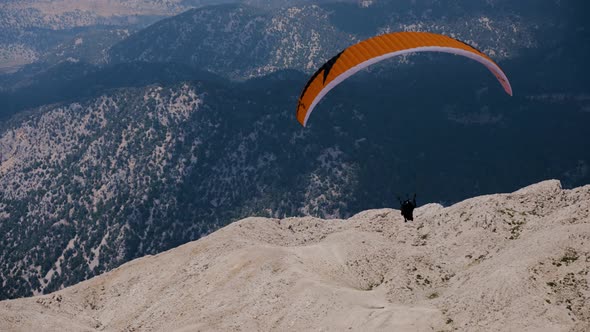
[1,0,588,303]
[1,179,588,331]
[107,2,542,80]
[1,54,590,299]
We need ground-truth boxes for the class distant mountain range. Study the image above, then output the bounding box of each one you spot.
[0,1,588,299]
[2,0,577,74]
[0,0,362,72]
[108,2,546,79]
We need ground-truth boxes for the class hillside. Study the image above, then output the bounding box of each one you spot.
[0,0,361,71]
[107,2,542,80]
[0,0,178,72]
[1,0,588,306]
[1,180,588,331]
[2,58,590,299]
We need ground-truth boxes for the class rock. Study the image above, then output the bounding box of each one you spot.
[1,180,589,331]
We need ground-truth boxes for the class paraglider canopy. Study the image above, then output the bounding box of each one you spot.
[296,31,512,126]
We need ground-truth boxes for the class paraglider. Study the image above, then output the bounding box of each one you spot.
[398,194,417,222]
[295,31,512,127]
[295,32,513,222]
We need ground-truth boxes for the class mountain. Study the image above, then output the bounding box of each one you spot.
[1,180,589,331]
[1,1,588,301]
[108,4,354,80]
[107,1,560,80]
[0,0,359,72]
[0,61,223,119]
[0,0,170,73]
[1,56,589,299]
[0,0,187,31]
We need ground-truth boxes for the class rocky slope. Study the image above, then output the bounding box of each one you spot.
[0,77,359,300]
[1,0,588,304]
[2,55,590,299]
[0,180,588,331]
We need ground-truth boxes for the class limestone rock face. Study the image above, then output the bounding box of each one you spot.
[1,180,589,331]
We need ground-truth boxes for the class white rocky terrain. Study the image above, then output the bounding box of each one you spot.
[0,179,589,331]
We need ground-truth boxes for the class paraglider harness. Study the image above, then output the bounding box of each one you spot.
[398,194,417,222]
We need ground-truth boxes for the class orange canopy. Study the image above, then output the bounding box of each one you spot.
[296,31,512,126]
